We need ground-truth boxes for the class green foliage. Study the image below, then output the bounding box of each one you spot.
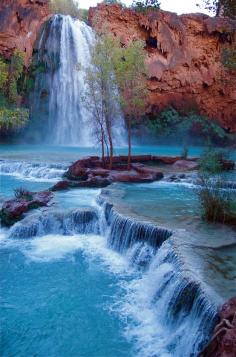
[0,59,8,88]
[113,40,147,120]
[197,0,236,17]
[197,147,236,225]
[79,8,89,23]
[222,47,236,70]
[82,34,121,167]
[149,108,227,146]
[199,147,228,174]
[132,0,160,12]
[6,49,25,104]
[49,0,80,17]
[14,188,32,200]
[198,175,236,224]
[0,51,29,135]
[0,107,29,132]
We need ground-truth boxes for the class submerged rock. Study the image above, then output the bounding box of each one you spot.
[200,296,236,357]
[0,190,53,226]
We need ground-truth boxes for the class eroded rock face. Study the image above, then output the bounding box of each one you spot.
[200,296,236,357]
[89,4,236,132]
[0,0,50,65]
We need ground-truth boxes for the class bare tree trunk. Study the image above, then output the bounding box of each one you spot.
[101,126,105,168]
[107,123,113,170]
[127,116,132,170]
[104,114,113,169]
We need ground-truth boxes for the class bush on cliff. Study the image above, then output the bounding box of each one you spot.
[0,51,29,136]
[49,0,80,18]
[132,0,160,12]
[149,108,227,150]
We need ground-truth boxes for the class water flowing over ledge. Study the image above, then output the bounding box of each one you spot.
[32,15,126,146]
[0,160,67,181]
[2,188,219,356]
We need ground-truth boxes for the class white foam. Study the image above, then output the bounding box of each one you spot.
[0,161,66,182]
[21,234,129,275]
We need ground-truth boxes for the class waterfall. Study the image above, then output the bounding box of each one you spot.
[8,209,100,239]
[0,160,66,181]
[33,15,126,146]
[5,195,218,356]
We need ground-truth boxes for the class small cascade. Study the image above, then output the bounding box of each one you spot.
[120,240,218,357]
[0,161,66,181]
[8,209,99,239]
[4,193,219,356]
[99,200,172,253]
[33,15,126,146]
[96,198,218,356]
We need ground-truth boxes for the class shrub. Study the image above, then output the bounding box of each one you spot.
[222,47,236,71]
[49,0,80,17]
[132,0,160,12]
[0,107,29,132]
[14,188,32,201]
[0,59,8,88]
[197,147,236,225]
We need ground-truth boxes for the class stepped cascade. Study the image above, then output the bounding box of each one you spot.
[33,15,126,146]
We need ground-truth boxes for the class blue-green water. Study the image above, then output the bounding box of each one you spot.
[1,144,236,357]
[0,234,136,357]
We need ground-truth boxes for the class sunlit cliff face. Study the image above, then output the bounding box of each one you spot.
[89,4,236,133]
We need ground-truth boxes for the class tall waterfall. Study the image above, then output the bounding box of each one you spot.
[33,15,126,146]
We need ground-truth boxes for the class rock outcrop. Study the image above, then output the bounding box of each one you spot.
[89,4,236,132]
[51,155,165,191]
[0,190,53,226]
[0,0,50,65]
[200,296,236,357]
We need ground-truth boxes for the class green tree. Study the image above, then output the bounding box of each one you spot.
[113,40,147,169]
[0,59,8,88]
[49,0,80,17]
[83,35,120,169]
[7,49,25,104]
[197,0,236,17]
[0,107,29,132]
[149,108,227,155]
[132,0,160,12]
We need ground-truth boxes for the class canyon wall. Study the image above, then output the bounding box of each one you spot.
[0,0,50,65]
[89,4,236,133]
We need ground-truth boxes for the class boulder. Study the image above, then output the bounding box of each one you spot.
[0,190,53,226]
[172,160,199,171]
[200,296,236,357]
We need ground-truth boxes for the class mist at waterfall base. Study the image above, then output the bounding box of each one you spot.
[30,15,126,147]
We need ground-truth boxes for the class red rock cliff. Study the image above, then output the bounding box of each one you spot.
[89,4,236,133]
[0,0,50,65]
[200,296,236,357]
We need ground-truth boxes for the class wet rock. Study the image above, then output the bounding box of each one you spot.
[172,160,199,171]
[61,156,164,189]
[0,190,53,226]
[200,296,236,357]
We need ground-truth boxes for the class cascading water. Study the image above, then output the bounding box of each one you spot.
[3,195,218,357]
[32,15,126,146]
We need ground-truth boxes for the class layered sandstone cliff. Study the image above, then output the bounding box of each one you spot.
[89,4,236,132]
[0,0,50,65]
